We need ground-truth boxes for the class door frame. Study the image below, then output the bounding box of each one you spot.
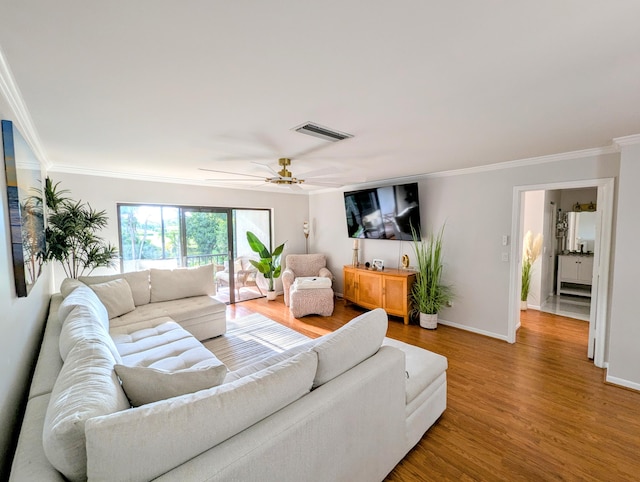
[508,177,614,368]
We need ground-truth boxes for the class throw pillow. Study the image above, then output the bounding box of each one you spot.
[115,361,228,407]
[89,278,136,319]
[149,264,215,302]
[80,270,151,306]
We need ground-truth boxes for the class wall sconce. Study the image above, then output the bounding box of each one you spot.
[303,221,310,254]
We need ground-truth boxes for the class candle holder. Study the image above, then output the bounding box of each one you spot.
[352,248,359,267]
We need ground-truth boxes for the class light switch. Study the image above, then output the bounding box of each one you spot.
[502,235,509,246]
[501,252,509,262]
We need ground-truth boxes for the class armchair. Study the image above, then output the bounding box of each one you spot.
[282,254,333,306]
[215,256,261,298]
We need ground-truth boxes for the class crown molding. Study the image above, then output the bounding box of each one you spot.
[47,164,312,195]
[612,133,640,148]
[424,145,618,180]
[0,46,51,169]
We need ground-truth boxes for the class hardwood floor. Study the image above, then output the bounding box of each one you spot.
[228,297,640,481]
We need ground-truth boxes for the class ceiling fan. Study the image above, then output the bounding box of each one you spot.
[199,157,359,189]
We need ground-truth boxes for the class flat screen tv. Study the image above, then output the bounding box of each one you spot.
[343,182,421,240]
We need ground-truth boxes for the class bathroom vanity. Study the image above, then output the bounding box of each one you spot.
[557,254,593,297]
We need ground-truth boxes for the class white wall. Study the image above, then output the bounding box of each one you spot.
[522,190,544,308]
[607,141,640,390]
[0,104,52,477]
[49,173,310,292]
[310,152,620,340]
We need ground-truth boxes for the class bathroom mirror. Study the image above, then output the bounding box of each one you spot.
[566,211,596,253]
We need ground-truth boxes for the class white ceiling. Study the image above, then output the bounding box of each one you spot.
[1,1,640,191]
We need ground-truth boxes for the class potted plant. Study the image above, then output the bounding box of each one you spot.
[410,225,453,329]
[41,177,118,278]
[246,231,285,300]
[521,230,543,310]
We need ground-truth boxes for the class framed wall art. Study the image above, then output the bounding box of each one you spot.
[2,120,45,297]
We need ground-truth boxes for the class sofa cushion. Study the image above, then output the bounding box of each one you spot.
[59,304,122,363]
[110,317,221,371]
[85,350,318,482]
[115,361,228,407]
[150,264,215,302]
[58,285,109,332]
[79,270,151,306]
[383,337,448,405]
[60,278,84,298]
[43,338,130,482]
[88,278,136,319]
[312,307,387,388]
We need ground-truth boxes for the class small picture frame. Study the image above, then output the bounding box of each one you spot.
[372,258,384,271]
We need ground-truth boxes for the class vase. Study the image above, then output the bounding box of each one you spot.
[520,300,528,310]
[266,291,277,301]
[419,313,438,330]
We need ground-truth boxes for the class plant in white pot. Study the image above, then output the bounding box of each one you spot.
[521,230,543,310]
[246,231,285,301]
[410,225,453,329]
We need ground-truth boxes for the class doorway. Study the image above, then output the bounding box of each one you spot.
[508,178,614,368]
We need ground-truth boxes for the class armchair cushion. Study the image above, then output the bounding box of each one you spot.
[293,276,332,290]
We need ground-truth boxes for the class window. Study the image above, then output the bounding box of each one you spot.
[117,204,271,303]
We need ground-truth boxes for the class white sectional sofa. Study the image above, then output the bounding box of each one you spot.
[9,266,448,481]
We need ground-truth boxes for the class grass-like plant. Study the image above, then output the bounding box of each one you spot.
[521,231,543,302]
[410,224,453,315]
[246,231,285,292]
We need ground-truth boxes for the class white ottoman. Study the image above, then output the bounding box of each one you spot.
[289,286,334,318]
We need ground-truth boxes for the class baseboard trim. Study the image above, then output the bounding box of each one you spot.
[437,318,509,342]
[605,373,640,392]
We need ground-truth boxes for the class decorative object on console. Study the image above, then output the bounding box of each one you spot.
[246,231,285,300]
[352,238,359,266]
[303,220,310,254]
[410,225,453,329]
[1,120,46,297]
[521,230,543,310]
[42,177,118,278]
[401,254,410,269]
[372,258,384,271]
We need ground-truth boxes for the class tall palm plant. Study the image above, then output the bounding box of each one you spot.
[41,177,118,278]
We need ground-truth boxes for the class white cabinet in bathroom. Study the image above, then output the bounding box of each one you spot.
[557,255,594,297]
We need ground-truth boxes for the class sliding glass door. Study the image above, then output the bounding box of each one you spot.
[118,204,271,304]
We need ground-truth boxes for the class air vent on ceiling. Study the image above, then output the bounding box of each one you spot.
[292,122,353,142]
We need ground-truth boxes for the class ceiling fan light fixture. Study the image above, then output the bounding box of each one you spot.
[292,122,353,142]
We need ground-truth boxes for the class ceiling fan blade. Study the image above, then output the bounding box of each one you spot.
[199,167,266,179]
[206,179,266,183]
[251,161,280,177]
[303,180,344,187]
[297,167,337,178]
[291,141,335,159]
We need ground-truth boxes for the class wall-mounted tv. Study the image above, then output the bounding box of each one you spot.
[344,182,421,240]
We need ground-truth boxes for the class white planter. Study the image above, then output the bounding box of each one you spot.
[419,313,438,330]
[520,300,528,311]
[266,291,277,301]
